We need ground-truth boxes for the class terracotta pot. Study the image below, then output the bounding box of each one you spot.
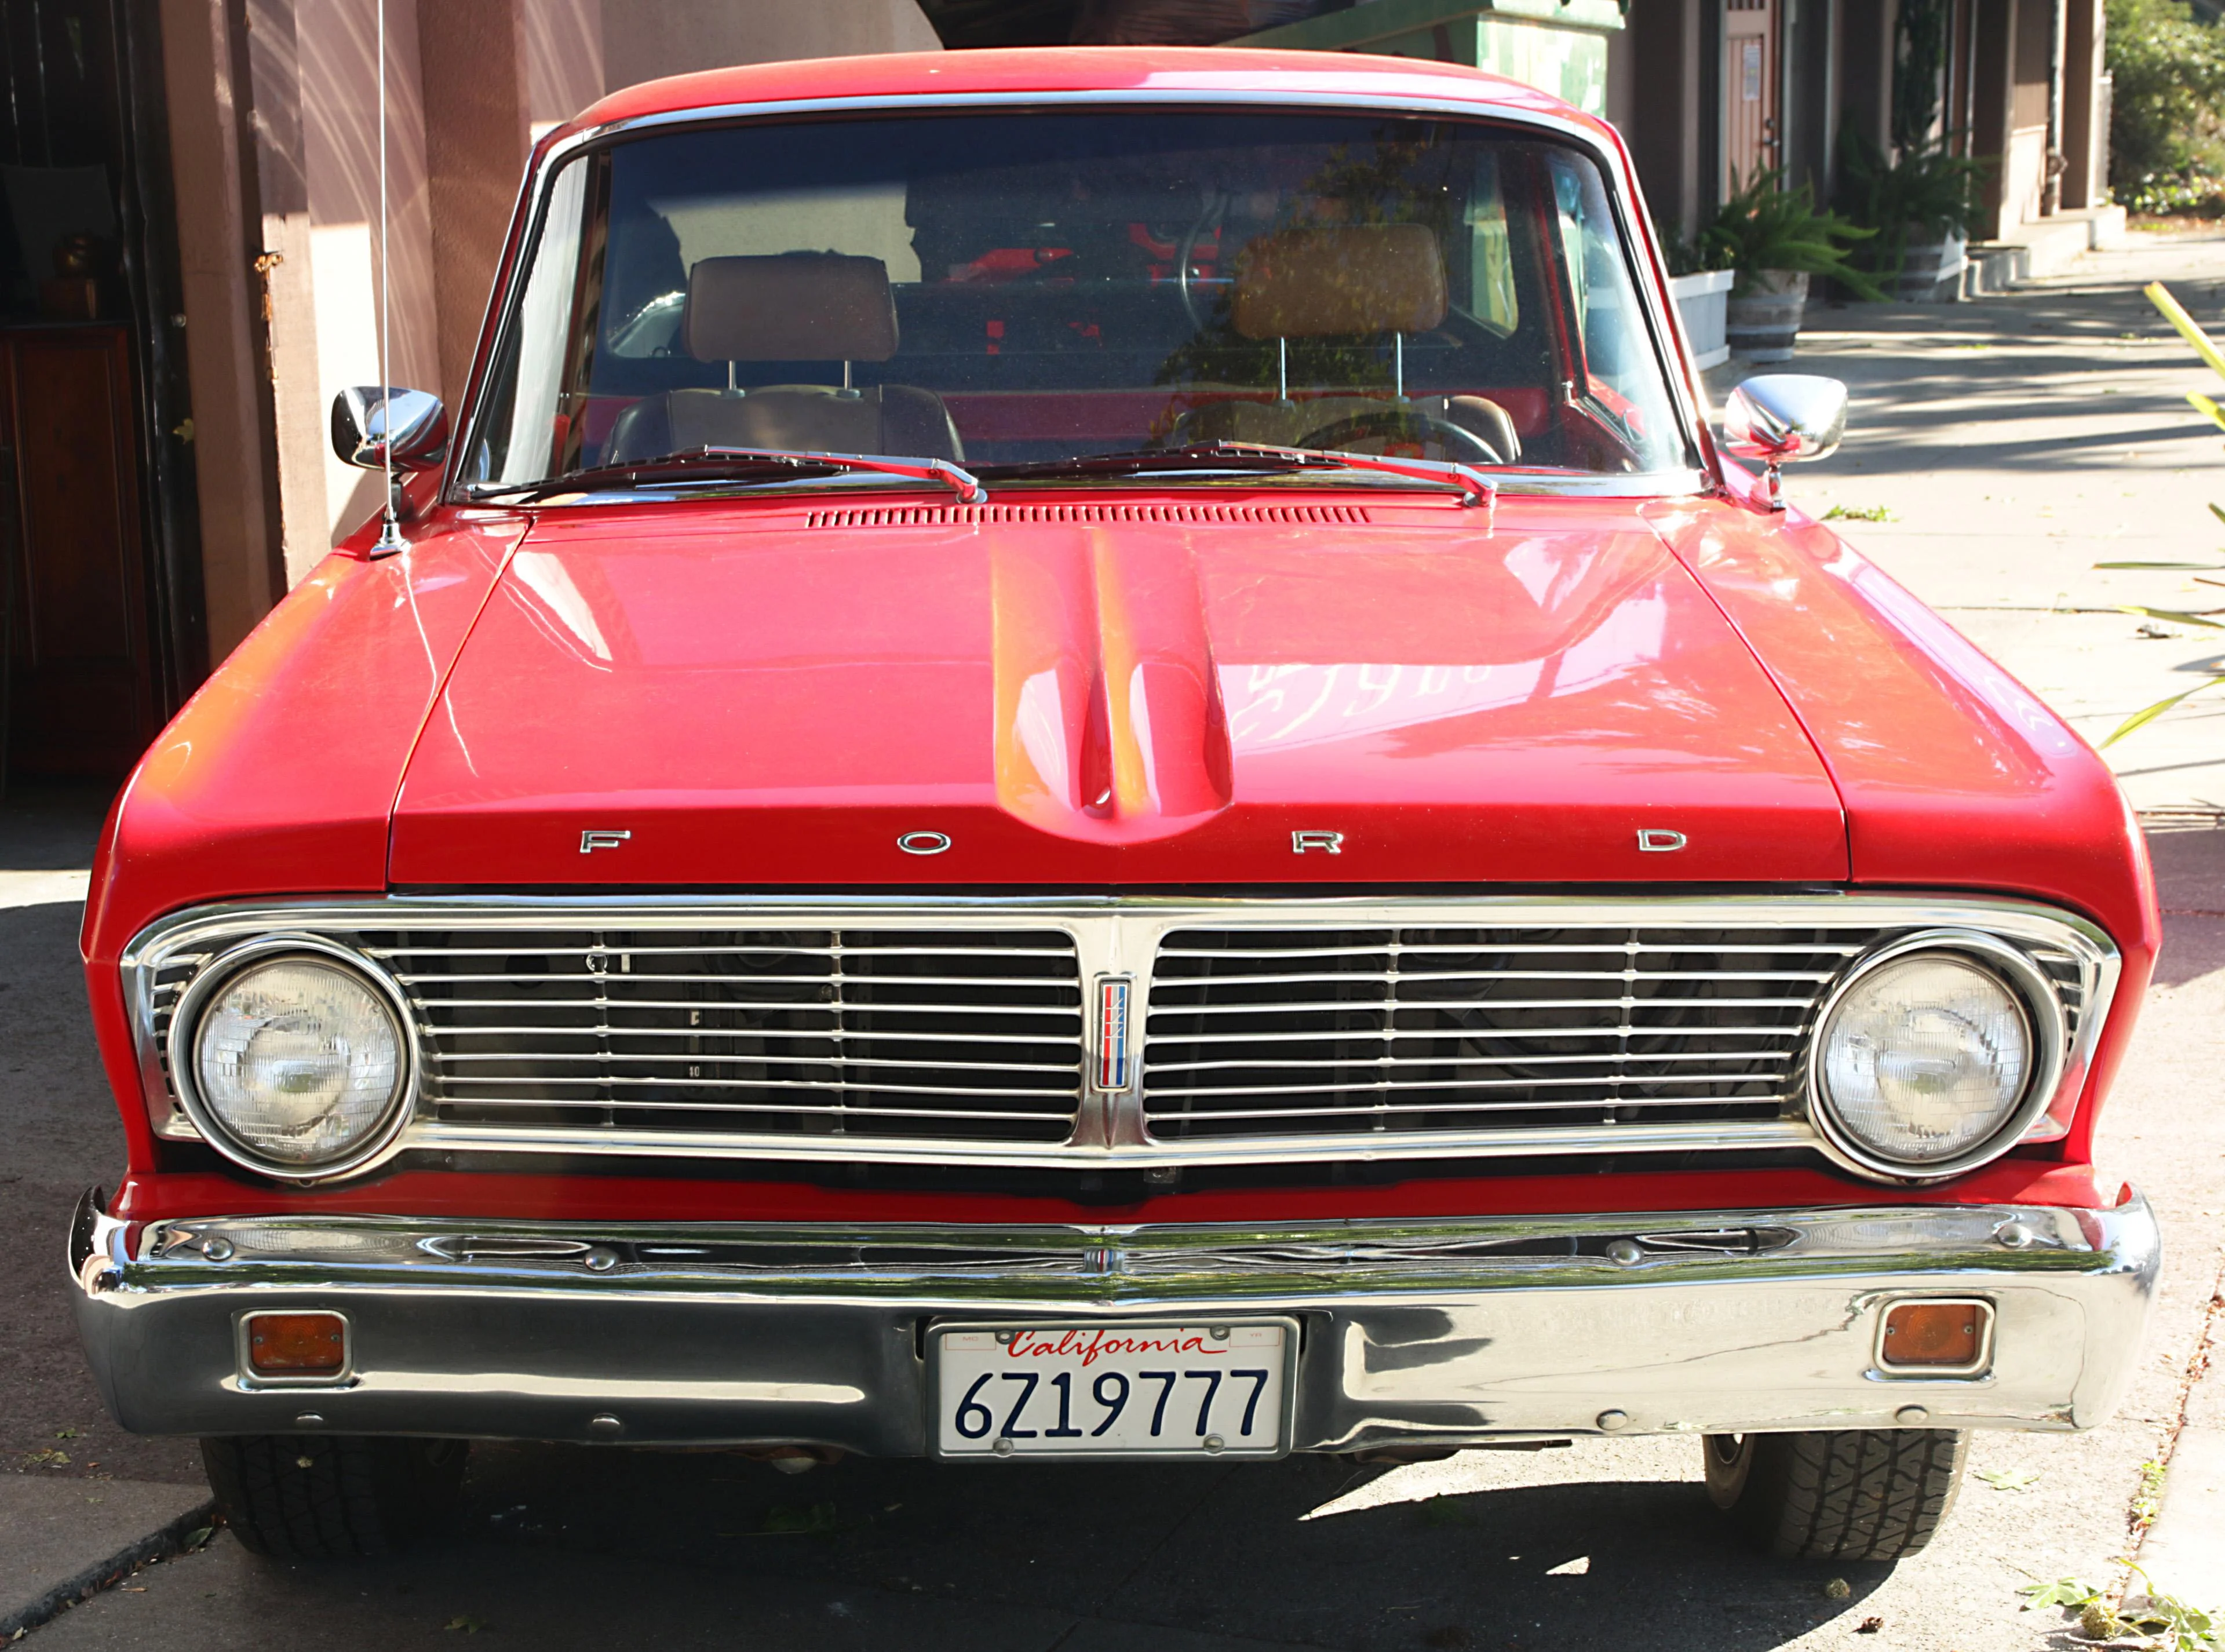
[1724,269,1808,363]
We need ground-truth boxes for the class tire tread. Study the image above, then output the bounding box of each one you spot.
[200,1435,466,1560]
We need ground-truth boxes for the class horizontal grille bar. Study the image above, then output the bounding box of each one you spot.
[1141,924,1867,1143]
[395,927,1083,1145]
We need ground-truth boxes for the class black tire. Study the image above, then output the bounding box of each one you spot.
[1702,1429,1967,1561]
[199,1435,469,1559]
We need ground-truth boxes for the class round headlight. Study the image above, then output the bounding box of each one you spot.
[178,949,411,1173]
[1811,938,2059,1176]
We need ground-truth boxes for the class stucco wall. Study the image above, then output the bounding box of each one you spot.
[600,0,942,92]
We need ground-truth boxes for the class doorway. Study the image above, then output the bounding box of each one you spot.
[0,0,201,787]
[1723,0,1781,192]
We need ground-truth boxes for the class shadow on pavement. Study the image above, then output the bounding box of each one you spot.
[35,1444,1892,1652]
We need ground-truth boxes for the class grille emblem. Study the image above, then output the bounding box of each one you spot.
[1636,829,1688,852]
[1096,975,1133,1092]
[579,830,632,854]
[897,830,953,855]
[1291,830,1344,855]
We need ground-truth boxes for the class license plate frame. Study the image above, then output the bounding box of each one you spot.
[928,1318,1300,1461]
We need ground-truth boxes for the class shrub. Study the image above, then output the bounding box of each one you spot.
[1698,167,1886,300]
[2106,0,2225,203]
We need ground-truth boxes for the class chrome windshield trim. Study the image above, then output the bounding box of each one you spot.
[450,88,1711,507]
[124,892,2119,1187]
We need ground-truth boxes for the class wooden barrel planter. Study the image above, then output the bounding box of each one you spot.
[1894,233,1967,302]
[1724,269,1808,363]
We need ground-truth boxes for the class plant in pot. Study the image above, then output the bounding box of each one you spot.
[1837,127,1989,301]
[1698,168,1884,362]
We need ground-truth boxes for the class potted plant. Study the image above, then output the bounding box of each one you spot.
[1699,168,1884,362]
[1837,129,1989,302]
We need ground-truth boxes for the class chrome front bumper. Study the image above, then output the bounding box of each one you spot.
[70,1189,2161,1454]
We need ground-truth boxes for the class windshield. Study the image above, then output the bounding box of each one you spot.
[463,110,1695,493]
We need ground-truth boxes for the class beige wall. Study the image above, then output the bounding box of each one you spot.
[301,0,440,549]
[600,0,940,91]
[161,0,287,662]
[169,0,941,655]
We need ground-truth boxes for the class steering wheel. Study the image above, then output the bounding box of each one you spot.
[1176,192,1227,333]
[1298,408,1507,466]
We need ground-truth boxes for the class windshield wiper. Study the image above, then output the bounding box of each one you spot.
[976,440,1493,508]
[469,446,985,504]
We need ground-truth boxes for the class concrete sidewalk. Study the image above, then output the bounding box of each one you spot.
[0,1480,211,1638]
[1709,228,2225,811]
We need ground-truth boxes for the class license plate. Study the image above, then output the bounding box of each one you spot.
[933,1321,1294,1458]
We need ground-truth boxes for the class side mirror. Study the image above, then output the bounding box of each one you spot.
[1720,374,1848,512]
[331,386,448,473]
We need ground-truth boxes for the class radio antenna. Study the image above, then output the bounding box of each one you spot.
[371,0,404,555]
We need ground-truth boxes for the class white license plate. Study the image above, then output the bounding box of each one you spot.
[933,1321,1294,1458]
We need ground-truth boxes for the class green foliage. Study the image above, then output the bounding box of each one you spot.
[1697,167,1886,300]
[1658,230,1730,278]
[1892,0,1954,145]
[1834,126,1988,273]
[2019,1576,2103,1609]
[1822,504,1895,521]
[2105,0,2225,205]
[2099,282,2225,745]
[2121,1565,2221,1652]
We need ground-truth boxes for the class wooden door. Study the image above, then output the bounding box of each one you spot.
[2,325,157,778]
[1723,0,1780,192]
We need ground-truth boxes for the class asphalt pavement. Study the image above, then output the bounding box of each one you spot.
[5,232,2225,1646]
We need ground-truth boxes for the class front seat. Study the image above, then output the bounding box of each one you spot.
[604,253,964,465]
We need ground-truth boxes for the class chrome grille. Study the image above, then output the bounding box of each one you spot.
[372,928,1084,1144]
[125,896,2119,1180]
[1141,924,1881,1142]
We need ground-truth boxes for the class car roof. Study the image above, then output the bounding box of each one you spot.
[560,45,1607,145]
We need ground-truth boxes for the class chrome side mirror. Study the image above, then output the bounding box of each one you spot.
[331,386,448,473]
[1720,374,1848,512]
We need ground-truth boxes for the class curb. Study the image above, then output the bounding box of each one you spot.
[0,1500,217,1640]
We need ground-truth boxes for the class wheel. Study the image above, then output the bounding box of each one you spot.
[200,1434,469,1559]
[1702,1429,1967,1561]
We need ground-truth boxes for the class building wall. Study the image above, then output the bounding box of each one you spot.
[162,0,940,663]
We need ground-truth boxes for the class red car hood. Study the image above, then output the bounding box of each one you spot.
[389,493,1848,885]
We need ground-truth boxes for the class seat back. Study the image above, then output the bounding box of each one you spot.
[604,253,962,464]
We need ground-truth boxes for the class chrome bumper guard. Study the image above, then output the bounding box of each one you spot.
[69,1188,2160,1454]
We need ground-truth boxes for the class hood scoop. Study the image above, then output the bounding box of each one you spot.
[993,530,1233,843]
[806,501,1372,528]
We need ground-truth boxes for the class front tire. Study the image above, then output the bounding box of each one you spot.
[200,1434,469,1559]
[1702,1429,1967,1561]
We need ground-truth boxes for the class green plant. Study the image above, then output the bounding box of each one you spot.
[2019,1576,2103,1609]
[2100,283,2225,745]
[2121,1565,2220,1652]
[2106,0,2225,202]
[1658,228,1730,278]
[1836,126,1989,275]
[1698,167,1887,300]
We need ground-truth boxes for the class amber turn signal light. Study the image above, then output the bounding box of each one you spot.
[244,1311,348,1377]
[1879,1299,1992,1373]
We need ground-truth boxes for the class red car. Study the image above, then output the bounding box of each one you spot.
[70,46,2158,1565]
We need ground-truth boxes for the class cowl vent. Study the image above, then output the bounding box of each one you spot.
[803,502,1373,528]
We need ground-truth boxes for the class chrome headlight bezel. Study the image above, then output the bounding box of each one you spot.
[166,934,419,1180]
[1804,929,2067,1182]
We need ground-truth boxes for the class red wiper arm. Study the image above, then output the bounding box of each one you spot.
[696,447,986,504]
[1211,442,1495,509]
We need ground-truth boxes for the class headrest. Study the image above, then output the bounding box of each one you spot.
[681,253,898,363]
[1230,224,1447,341]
